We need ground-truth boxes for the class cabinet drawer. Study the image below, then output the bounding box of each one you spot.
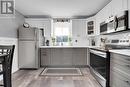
[111,53,130,63]
[40,49,51,66]
[40,49,50,55]
[110,70,130,87]
[110,60,130,76]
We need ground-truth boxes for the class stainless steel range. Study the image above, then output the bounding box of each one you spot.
[89,38,130,87]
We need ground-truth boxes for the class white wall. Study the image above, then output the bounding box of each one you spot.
[0,11,25,77]
[25,18,52,45]
[0,37,18,73]
[72,19,89,46]
[25,18,90,46]
[0,11,25,38]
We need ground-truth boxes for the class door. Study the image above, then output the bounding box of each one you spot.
[19,41,36,68]
[90,49,107,79]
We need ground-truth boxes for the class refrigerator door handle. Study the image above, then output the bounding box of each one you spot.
[34,29,37,40]
[34,29,37,66]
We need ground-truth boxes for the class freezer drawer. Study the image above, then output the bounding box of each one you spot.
[19,41,37,68]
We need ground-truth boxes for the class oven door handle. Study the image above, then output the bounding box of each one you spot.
[90,49,107,58]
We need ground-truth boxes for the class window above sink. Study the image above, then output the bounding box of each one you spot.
[51,19,72,46]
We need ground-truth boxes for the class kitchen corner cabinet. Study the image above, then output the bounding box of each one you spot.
[72,48,87,65]
[110,53,130,87]
[86,17,96,36]
[72,19,86,38]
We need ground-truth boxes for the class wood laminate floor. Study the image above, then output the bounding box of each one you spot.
[11,68,101,87]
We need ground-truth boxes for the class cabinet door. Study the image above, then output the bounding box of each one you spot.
[72,48,87,65]
[40,49,51,66]
[86,17,96,36]
[51,49,63,66]
[110,70,130,87]
[62,49,73,66]
[72,19,86,37]
[51,49,73,66]
[111,0,123,15]
[105,1,112,19]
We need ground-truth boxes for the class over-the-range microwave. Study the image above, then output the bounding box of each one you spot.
[100,10,129,34]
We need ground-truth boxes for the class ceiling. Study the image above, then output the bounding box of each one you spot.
[15,0,111,18]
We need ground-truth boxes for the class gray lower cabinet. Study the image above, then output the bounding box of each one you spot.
[51,49,63,66]
[62,49,73,66]
[72,48,87,66]
[110,53,130,87]
[51,48,73,66]
[40,49,51,66]
[40,48,87,66]
[110,70,130,87]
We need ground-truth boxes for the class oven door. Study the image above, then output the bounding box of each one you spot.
[90,49,107,78]
[89,49,110,87]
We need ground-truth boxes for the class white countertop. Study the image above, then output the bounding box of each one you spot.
[39,46,99,48]
[109,49,130,56]
[39,46,130,56]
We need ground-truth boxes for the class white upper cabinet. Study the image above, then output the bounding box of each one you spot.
[111,0,122,15]
[122,0,128,11]
[95,0,128,35]
[96,0,128,22]
[72,19,86,37]
[86,16,96,36]
[105,0,126,19]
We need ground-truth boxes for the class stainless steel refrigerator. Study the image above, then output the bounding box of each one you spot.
[18,26,44,69]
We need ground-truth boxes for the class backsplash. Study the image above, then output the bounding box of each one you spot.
[94,32,130,46]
